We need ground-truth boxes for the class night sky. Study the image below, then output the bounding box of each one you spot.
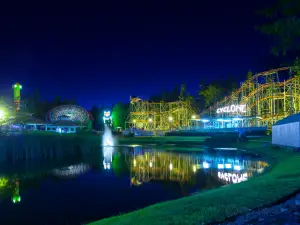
[0,1,276,109]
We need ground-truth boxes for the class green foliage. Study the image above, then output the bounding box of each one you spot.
[199,84,221,107]
[112,103,128,129]
[179,84,186,101]
[87,119,93,130]
[257,0,300,55]
[247,70,253,79]
[293,57,300,75]
[112,152,129,176]
[90,105,104,130]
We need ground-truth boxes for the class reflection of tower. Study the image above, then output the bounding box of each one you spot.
[103,146,113,170]
[12,180,21,204]
[12,83,22,112]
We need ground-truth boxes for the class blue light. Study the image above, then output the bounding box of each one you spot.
[203,162,210,169]
[218,164,224,169]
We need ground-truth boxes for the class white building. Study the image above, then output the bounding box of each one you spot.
[272,113,300,148]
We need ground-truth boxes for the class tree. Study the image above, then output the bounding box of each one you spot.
[52,96,61,108]
[179,84,186,101]
[112,103,128,128]
[257,0,300,55]
[90,105,102,130]
[150,84,181,102]
[293,57,300,75]
[199,84,221,107]
[247,70,253,80]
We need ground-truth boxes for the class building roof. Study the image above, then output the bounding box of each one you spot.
[52,120,84,127]
[273,113,300,126]
[25,118,52,125]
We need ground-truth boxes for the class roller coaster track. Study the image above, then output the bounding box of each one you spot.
[202,67,300,127]
[126,100,195,130]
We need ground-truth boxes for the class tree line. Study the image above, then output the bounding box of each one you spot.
[23,89,76,120]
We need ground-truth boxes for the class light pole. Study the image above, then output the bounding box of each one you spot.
[168,116,173,130]
[148,118,153,130]
[133,119,136,128]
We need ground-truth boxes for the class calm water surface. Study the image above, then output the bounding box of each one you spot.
[0,145,268,225]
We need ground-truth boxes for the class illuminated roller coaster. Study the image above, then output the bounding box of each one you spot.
[126,97,196,130]
[201,67,300,128]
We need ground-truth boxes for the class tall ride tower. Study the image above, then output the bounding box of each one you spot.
[12,83,22,112]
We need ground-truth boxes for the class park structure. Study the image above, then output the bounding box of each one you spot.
[126,96,196,131]
[197,67,300,130]
[126,67,300,135]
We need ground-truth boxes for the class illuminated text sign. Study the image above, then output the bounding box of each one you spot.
[216,105,246,114]
[218,172,248,184]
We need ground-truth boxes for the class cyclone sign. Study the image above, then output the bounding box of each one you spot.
[216,105,246,114]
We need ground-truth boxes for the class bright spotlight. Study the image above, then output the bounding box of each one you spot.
[148,118,153,122]
[168,116,173,122]
[169,163,173,170]
[192,115,196,119]
[133,119,136,123]
[0,109,6,120]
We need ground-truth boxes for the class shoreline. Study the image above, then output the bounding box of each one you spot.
[89,135,300,225]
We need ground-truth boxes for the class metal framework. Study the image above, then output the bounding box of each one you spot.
[126,98,195,130]
[201,67,300,128]
[49,105,90,125]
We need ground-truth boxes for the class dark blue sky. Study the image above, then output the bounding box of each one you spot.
[0,1,276,109]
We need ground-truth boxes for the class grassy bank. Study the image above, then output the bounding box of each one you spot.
[89,137,300,225]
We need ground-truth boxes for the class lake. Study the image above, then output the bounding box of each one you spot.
[0,145,268,225]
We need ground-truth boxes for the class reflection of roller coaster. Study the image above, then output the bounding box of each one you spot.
[201,67,300,128]
[130,149,268,186]
[131,151,201,185]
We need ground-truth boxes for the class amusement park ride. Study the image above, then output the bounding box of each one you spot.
[126,67,300,131]
[201,67,300,128]
[126,97,196,130]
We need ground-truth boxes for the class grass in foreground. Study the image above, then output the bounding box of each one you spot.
[90,137,300,225]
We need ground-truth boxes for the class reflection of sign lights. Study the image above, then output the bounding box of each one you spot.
[216,105,246,114]
[203,162,210,169]
[218,172,248,184]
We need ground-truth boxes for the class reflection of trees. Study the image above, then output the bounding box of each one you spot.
[112,152,129,176]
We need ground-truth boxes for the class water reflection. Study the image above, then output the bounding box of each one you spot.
[52,163,90,178]
[130,147,268,188]
[0,145,268,225]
